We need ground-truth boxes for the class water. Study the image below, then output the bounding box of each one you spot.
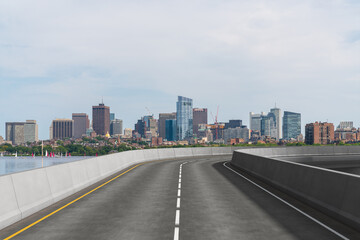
[0,156,94,176]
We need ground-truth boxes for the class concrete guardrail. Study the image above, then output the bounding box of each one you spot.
[231,146,360,232]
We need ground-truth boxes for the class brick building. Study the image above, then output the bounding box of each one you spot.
[305,122,334,145]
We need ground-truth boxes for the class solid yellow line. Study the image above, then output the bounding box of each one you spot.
[3,163,144,240]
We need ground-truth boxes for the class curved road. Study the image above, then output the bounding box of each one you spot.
[0,156,358,240]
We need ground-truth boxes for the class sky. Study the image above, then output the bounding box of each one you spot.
[0,0,359,140]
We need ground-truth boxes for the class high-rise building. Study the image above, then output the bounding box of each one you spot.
[283,111,301,140]
[158,113,176,139]
[270,107,281,140]
[305,122,334,145]
[72,113,90,139]
[193,108,207,138]
[92,103,110,136]
[50,119,74,140]
[249,112,266,132]
[6,120,38,145]
[260,113,276,138]
[110,113,115,121]
[135,119,146,137]
[110,119,123,136]
[165,119,177,141]
[176,96,193,140]
[251,108,281,141]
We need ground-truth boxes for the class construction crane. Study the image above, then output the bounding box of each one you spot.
[215,106,220,140]
[145,107,154,117]
[209,106,221,140]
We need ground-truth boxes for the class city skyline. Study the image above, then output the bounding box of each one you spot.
[0,1,359,139]
[1,97,359,141]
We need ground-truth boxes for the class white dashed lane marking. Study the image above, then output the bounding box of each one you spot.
[173,161,187,240]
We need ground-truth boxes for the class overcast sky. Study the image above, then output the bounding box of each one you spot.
[0,0,359,139]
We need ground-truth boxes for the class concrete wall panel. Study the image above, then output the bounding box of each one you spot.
[192,147,212,156]
[0,175,21,230]
[143,149,160,161]
[84,158,102,185]
[11,168,53,218]
[174,148,194,158]
[69,160,90,192]
[45,164,75,203]
[157,148,175,160]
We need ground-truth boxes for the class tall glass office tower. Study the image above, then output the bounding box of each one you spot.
[176,96,193,140]
[283,111,301,140]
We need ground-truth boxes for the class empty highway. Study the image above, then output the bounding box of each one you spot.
[0,156,358,240]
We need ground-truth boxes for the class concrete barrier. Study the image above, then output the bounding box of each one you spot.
[192,147,212,156]
[45,164,75,203]
[0,147,235,231]
[143,149,160,161]
[231,146,360,231]
[69,160,91,192]
[157,148,175,160]
[11,168,54,218]
[0,175,21,230]
[174,148,194,158]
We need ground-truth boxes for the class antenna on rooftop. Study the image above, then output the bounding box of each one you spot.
[101,96,104,104]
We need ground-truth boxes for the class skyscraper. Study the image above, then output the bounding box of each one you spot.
[283,111,301,140]
[135,119,146,137]
[72,113,90,139]
[110,119,123,136]
[6,120,38,145]
[193,108,207,138]
[158,113,176,139]
[50,119,74,140]
[92,103,110,136]
[249,112,265,132]
[110,113,115,121]
[165,119,177,141]
[176,96,193,140]
[270,107,281,140]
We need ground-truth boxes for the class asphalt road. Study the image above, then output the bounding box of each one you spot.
[1,156,359,240]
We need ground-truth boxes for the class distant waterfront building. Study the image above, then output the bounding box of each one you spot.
[249,112,265,132]
[92,103,110,136]
[251,107,281,140]
[176,96,193,140]
[110,119,123,136]
[225,120,242,129]
[6,120,38,145]
[110,113,115,121]
[337,121,353,130]
[270,107,281,140]
[223,126,250,143]
[305,122,334,145]
[135,119,146,137]
[159,113,176,139]
[193,108,207,138]
[123,128,133,138]
[165,119,177,141]
[72,113,90,139]
[283,111,301,140]
[50,119,74,140]
[260,113,276,138]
